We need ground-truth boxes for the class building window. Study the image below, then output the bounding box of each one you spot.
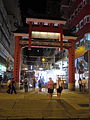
[80,39,85,46]
[79,20,84,29]
[75,24,79,32]
[76,42,79,49]
[84,16,87,25]
[87,16,90,23]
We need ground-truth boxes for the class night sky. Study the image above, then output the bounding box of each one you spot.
[19,0,47,24]
[19,0,46,13]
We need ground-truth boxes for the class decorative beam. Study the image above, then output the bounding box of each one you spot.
[14,33,77,40]
[26,18,66,25]
[32,26,61,33]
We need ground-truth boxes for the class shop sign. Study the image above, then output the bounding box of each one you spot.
[85,33,90,50]
[0,65,6,71]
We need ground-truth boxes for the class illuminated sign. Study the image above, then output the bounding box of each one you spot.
[0,64,6,72]
[85,33,90,50]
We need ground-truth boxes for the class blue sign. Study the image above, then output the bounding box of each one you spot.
[85,33,90,50]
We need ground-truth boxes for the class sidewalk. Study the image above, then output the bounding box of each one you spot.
[0,88,90,120]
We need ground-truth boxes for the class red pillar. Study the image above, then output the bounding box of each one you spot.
[28,22,32,50]
[68,40,75,91]
[13,36,21,84]
[58,24,63,50]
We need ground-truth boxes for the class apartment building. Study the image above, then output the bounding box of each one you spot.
[0,0,21,78]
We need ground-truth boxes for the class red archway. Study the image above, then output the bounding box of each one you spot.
[14,18,77,90]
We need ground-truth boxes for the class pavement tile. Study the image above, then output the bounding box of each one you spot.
[0,89,90,119]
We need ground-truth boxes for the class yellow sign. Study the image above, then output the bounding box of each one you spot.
[75,46,86,58]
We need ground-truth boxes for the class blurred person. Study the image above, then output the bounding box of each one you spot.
[46,77,54,100]
[11,78,17,94]
[32,76,36,90]
[82,77,87,92]
[56,77,64,99]
[78,78,82,92]
[0,75,2,88]
[7,78,11,94]
[38,79,42,92]
[24,78,28,92]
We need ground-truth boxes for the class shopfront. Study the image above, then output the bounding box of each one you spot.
[0,64,6,77]
[75,33,90,89]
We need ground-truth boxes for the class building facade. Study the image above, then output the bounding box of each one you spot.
[66,0,90,88]
[0,0,21,78]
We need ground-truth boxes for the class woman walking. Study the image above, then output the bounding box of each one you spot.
[56,77,64,99]
[46,77,54,100]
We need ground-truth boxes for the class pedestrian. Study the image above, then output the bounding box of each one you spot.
[56,77,64,99]
[78,78,82,92]
[7,78,11,94]
[82,77,87,92]
[11,78,17,94]
[38,79,42,92]
[24,78,28,92]
[32,76,36,90]
[46,77,54,100]
[0,75,2,88]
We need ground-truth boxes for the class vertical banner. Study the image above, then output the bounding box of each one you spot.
[84,33,90,109]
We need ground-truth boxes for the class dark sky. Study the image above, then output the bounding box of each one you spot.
[19,0,47,23]
[21,0,46,12]
[18,0,47,64]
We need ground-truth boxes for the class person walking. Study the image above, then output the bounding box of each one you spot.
[82,77,87,92]
[32,76,36,91]
[24,78,28,92]
[78,78,82,92]
[46,77,54,100]
[7,78,11,94]
[11,78,17,94]
[0,75,2,87]
[38,79,42,92]
[56,77,64,99]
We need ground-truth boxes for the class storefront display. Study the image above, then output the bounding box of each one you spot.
[0,64,6,77]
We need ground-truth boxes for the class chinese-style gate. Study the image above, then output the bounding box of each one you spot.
[14,18,77,90]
